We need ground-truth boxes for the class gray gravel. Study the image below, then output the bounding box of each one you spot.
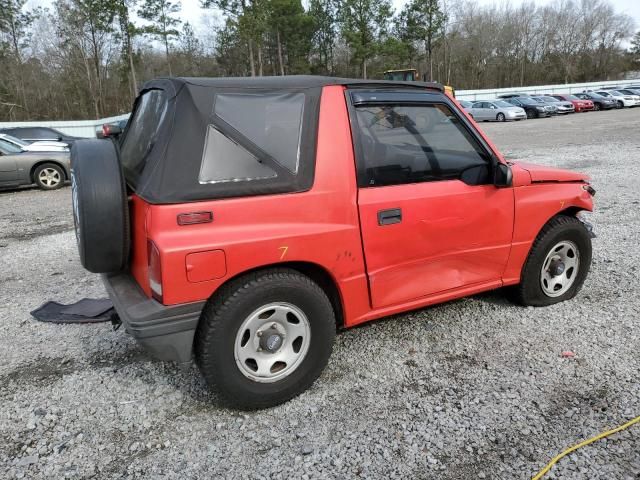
[1,109,640,479]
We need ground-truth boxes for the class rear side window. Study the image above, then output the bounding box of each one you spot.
[202,92,305,182]
[353,103,490,187]
[120,89,168,185]
[198,126,277,184]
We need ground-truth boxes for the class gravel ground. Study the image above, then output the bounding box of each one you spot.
[1,109,639,479]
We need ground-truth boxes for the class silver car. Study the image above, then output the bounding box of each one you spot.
[469,100,527,122]
[532,96,575,114]
[0,133,70,152]
[0,137,70,190]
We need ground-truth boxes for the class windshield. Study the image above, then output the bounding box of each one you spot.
[531,97,546,103]
[541,96,559,102]
[494,100,512,107]
[586,93,603,99]
[518,98,537,105]
[1,134,27,147]
[0,139,23,153]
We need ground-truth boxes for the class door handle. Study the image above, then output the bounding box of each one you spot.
[378,208,402,226]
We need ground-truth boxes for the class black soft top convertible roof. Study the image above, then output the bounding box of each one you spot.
[145,75,444,91]
[122,76,444,204]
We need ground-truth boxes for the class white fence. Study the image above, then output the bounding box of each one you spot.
[1,77,639,135]
[0,113,130,139]
[456,78,639,101]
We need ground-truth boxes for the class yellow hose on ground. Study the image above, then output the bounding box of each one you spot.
[532,415,640,479]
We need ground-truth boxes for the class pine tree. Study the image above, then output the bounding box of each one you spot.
[138,0,181,75]
[340,0,393,78]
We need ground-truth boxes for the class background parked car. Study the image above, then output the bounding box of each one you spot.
[549,94,593,112]
[528,96,559,115]
[594,90,640,108]
[506,96,552,118]
[0,137,70,190]
[573,92,616,110]
[531,96,574,114]
[0,126,82,144]
[497,93,530,99]
[96,119,128,141]
[0,133,69,152]
[613,89,640,105]
[469,100,526,121]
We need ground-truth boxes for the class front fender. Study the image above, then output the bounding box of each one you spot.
[502,182,593,284]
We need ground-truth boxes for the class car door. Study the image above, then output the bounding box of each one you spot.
[0,144,20,183]
[349,91,515,309]
[474,102,489,120]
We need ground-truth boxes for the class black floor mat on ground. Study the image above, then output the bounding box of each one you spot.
[31,298,115,324]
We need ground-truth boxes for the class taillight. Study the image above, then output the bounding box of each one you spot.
[102,125,110,137]
[147,239,163,302]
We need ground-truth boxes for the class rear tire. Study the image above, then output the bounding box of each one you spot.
[195,268,336,410]
[34,163,65,190]
[514,215,592,307]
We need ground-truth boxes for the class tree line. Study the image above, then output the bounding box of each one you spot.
[1,0,639,121]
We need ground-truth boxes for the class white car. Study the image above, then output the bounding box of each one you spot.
[594,90,640,108]
[0,133,69,152]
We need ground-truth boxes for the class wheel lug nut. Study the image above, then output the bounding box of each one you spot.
[257,347,262,352]
[272,323,277,329]
[257,331,262,337]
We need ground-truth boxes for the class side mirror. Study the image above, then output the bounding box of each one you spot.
[494,162,512,187]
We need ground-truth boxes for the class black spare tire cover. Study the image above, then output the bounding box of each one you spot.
[71,139,130,273]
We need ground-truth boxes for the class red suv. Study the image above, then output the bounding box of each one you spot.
[71,77,595,409]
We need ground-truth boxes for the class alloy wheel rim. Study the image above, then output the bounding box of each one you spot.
[234,302,311,383]
[38,168,61,187]
[540,240,580,297]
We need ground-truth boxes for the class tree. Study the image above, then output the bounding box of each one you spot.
[0,0,34,117]
[138,0,181,75]
[401,0,445,81]
[115,0,140,100]
[55,0,119,118]
[340,0,393,78]
[268,0,314,75]
[309,0,338,74]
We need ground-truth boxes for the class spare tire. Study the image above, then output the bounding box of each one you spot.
[71,139,130,273]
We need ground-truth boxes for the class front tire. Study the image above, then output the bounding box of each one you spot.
[594,103,601,111]
[195,269,336,410]
[496,113,506,122]
[617,101,624,109]
[514,215,592,307]
[34,163,65,190]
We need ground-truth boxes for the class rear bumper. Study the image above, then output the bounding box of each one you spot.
[102,272,205,365]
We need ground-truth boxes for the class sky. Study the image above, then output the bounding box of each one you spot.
[177,0,640,32]
[27,0,640,37]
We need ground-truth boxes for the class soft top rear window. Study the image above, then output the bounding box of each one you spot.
[120,89,168,186]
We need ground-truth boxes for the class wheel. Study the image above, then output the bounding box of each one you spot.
[70,139,129,273]
[195,268,336,409]
[514,215,592,306]
[526,110,534,119]
[496,113,506,122]
[594,103,601,111]
[617,101,624,109]
[34,163,65,190]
